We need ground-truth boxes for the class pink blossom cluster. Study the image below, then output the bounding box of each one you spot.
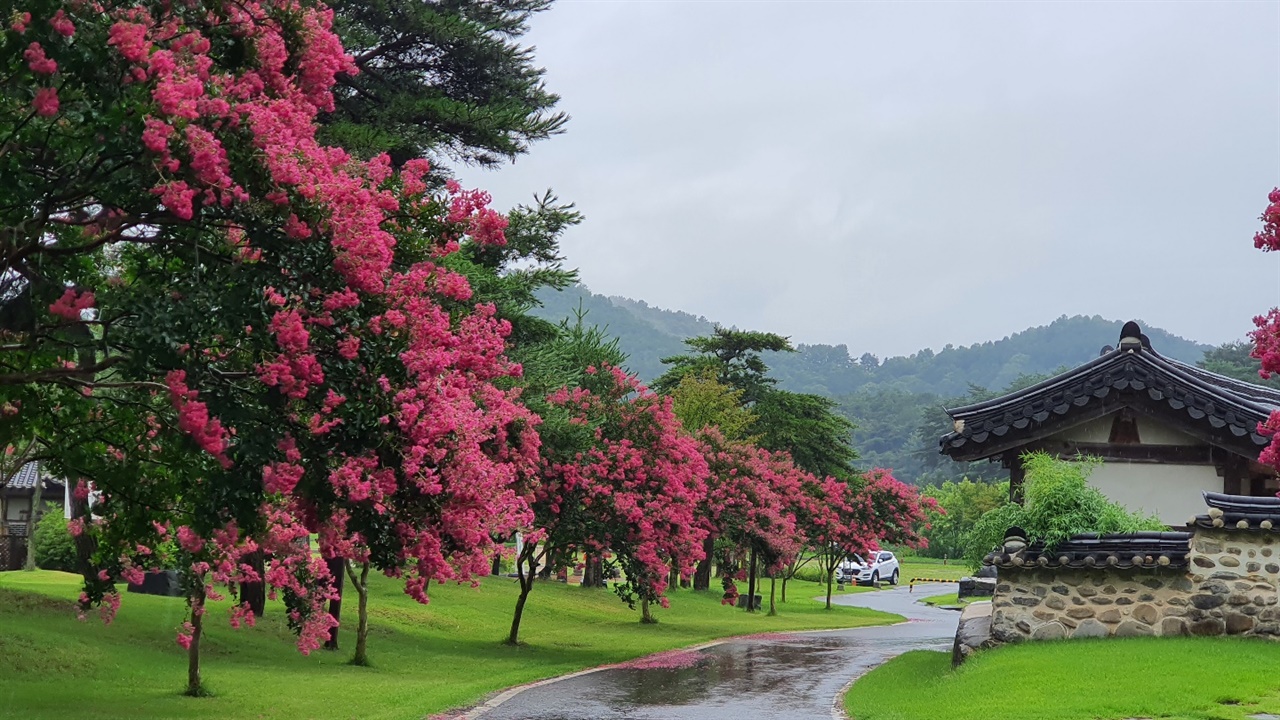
[697,428,807,578]
[1253,188,1280,252]
[1250,190,1280,473]
[48,288,95,321]
[540,366,710,607]
[165,370,232,468]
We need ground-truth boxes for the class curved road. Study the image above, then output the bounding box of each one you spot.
[475,583,959,720]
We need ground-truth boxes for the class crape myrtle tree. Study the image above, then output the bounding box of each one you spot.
[508,359,709,643]
[1250,188,1280,468]
[696,428,806,613]
[808,469,935,610]
[0,0,540,692]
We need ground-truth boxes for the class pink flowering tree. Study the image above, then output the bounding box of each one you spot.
[808,469,935,609]
[1,0,539,692]
[696,429,807,613]
[1250,189,1280,470]
[508,363,708,643]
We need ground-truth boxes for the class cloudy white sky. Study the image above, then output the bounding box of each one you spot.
[478,1,1280,358]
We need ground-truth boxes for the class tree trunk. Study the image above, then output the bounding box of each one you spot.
[491,552,501,576]
[745,547,758,613]
[506,546,538,646]
[69,490,97,578]
[640,598,657,624]
[537,548,553,581]
[23,474,42,570]
[825,566,834,610]
[185,586,206,697]
[346,560,371,666]
[693,536,714,591]
[581,553,604,588]
[324,556,345,650]
[668,562,679,591]
[240,550,266,617]
[781,576,788,603]
[768,574,777,616]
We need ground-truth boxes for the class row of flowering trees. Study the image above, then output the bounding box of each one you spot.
[0,0,932,696]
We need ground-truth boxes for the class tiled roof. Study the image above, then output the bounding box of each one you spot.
[5,462,64,491]
[983,531,1192,570]
[939,322,1277,462]
[8,462,40,489]
[1189,491,1280,532]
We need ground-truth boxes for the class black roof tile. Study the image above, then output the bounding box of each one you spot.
[939,323,1277,462]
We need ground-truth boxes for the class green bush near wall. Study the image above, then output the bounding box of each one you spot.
[32,513,76,572]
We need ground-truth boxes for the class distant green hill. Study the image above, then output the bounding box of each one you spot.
[532,284,1211,396]
[531,284,1217,484]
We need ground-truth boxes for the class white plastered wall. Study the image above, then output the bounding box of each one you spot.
[1084,462,1218,525]
[1043,411,1218,524]
[1049,413,1202,446]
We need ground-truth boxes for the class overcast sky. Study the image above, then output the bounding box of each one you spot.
[478,1,1280,358]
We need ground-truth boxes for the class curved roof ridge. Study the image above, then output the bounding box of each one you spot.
[945,349,1125,417]
[1140,351,1280,415]
[1161,355,1280,407]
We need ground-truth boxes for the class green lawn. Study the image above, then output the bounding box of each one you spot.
[0,570,899,720]
[844,639,1280,720]
[918,591,968,607]
[898,557,970,582]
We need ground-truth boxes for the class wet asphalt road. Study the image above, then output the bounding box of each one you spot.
[477,583,959,720]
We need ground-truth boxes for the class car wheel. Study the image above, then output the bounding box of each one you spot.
[871,571,879,586]
[890,569,899,586]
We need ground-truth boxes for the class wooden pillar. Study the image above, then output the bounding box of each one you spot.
[1008,453,1026,505]
[1222,458,1244,496]
[1251,475,1267,497]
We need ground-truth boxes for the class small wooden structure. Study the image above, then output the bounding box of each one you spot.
[939,321,1280,524]
[0,462,67,569]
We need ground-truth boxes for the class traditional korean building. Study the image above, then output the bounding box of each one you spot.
[938,321,1280,525]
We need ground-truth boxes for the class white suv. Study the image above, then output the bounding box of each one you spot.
[836,551,899,586]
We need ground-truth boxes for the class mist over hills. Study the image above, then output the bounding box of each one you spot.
[531,283,1219,485]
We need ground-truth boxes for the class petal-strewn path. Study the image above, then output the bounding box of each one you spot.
[474,583,959,720]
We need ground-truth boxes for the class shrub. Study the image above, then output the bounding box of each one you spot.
[32,512,77,572]
[962,452,1165,570]
[791,564,828,584]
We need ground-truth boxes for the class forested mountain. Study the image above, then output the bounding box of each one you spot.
[530,283,1221,484]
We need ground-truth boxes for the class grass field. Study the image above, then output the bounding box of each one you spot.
[0,570,899,720]
[898,557,970,582]
[918,591,968,607]
[844,639,1280,720]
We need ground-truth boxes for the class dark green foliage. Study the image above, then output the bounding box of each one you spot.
[514,310,628,458]
[962,453,1166,571]
[1197,340,1280,387]
[654,326,794,405]
[917,479,1009,560]
[324,0,567,168]
[752,390,857,479]
[32,513,77,573]
[532,285,700,381]
[649,326,857,478]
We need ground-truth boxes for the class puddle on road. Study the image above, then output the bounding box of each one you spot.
[595,635,871,707]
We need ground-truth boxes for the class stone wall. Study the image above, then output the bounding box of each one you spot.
[991,568,1192,642]
[989,529,1280,643]
[1182,529,1280,637]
